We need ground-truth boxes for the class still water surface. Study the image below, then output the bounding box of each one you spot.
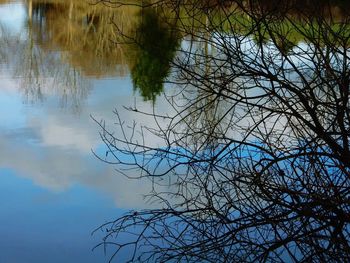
[2,0,350,262]
[0,1,162,262]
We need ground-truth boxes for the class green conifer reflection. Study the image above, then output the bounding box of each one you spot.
[131,8,179,101]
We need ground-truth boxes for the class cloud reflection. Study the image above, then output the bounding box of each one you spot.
[0,71,172,209]
[0,1,173,210]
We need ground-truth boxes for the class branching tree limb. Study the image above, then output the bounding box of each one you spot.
[93,1,350,262]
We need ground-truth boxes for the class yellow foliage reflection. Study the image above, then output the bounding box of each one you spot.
[29,0,139,77]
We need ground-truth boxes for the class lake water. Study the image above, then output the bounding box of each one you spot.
[0,1,163,262]
[3,0,350,262]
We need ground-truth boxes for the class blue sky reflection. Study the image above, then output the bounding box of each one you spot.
[0,1,168,262]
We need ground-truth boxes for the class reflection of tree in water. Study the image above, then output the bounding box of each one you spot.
[94,1,350,262]
[18,35,90,112]
[180,39,228,152]
[0,11,90,112]
[0,0,180,106]
[131,7,180,101]
[0,24,10,65]
[28,0,180,101]
[247,0,350,17]
[29,0,138,78]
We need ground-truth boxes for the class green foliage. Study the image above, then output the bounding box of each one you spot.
[131,8,179,102]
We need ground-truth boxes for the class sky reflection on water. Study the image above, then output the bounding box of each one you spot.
[0,1,165,262]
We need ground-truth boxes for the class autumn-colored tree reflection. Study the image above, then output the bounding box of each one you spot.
[27,0,181,102]
[29,0,138,77]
